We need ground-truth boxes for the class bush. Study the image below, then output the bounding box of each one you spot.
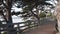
[47,13,52,16]
[1,32,6,34]
[40,12,46,18]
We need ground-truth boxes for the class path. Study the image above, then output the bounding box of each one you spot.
[23,23,57,34]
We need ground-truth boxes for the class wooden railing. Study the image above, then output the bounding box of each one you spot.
[0,21,38,34]
[13,21,38,32]
[0,17,56,34]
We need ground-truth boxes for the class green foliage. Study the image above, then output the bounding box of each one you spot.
[40,12,46,18]
[47,13,52,16]
[1,32,6,34]
[23,7,29,13]
[23,5,33,13]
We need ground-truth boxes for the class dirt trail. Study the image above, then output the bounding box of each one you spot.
[24,23,57,34]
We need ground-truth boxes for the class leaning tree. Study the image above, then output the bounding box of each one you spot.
[54,0,60,33]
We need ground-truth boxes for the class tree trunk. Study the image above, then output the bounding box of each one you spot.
[6,0,12,23]
[54,1,60,33]
[5,0,17,34]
